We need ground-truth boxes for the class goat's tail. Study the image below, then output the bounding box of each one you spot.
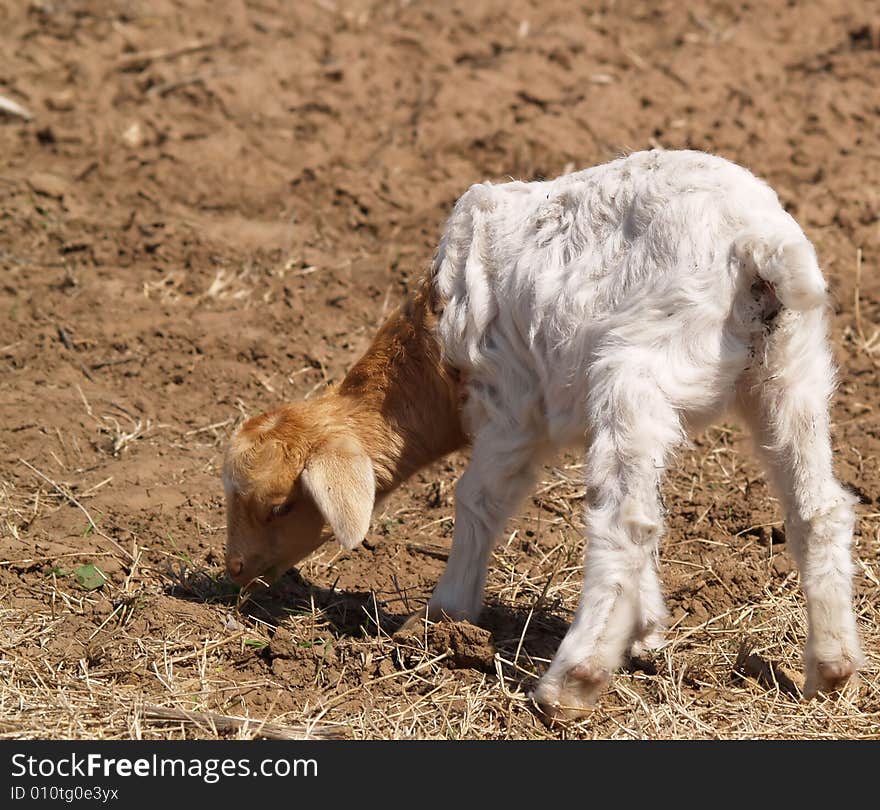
[733,225,828,312]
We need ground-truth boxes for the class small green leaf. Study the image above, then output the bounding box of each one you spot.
[244,639,268,649]
[74,564,106,591]
[167,533,194,566]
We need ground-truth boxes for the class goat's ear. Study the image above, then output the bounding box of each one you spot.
[300,441,375,550]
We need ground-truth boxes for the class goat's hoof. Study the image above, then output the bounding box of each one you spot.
[630,628,665,656]
[531,663,610,724]
[804,659,857,698]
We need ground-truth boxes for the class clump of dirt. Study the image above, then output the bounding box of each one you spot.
[267,626,308,660]
[397,620,496,672]
[267,626,339,683]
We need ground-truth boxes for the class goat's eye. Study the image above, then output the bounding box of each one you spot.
[269,501,294,520]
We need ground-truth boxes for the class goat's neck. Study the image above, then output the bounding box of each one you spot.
[332,283,467,493]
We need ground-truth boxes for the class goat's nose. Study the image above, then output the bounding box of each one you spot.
[226,556,244,579]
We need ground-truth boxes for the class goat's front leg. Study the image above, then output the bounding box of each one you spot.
[533,372,679,720]
[426,429,544,623]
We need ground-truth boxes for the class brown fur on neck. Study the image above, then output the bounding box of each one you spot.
[336,279,468,491]
[228,279,467,501]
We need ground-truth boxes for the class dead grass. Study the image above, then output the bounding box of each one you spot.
[2,419,878,740]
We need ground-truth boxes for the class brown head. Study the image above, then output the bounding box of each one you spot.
[222,400,377,588]
[222,284,467,589]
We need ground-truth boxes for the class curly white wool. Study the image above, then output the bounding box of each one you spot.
[429,149,861,717]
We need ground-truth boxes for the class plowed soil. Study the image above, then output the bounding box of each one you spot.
[1,0,879,739]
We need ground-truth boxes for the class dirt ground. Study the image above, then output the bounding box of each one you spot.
[1,0,879,740]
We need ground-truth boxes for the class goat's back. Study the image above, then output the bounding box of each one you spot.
[433,149,823,441]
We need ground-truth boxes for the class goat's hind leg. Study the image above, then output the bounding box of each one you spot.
[631,553,667,655]
[737,308,862,696]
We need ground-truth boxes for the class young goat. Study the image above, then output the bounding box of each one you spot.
[223,149,862,719]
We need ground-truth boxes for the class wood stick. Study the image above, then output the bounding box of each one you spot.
[734,642,803,698]
[19,458,133,561]
[854,247,865,345]
[143,704,347,740]
[146,67,236,97]
[90,354,141,370]
[116,41,219,70]
[404,541,449,560]
[0,94,33,121]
